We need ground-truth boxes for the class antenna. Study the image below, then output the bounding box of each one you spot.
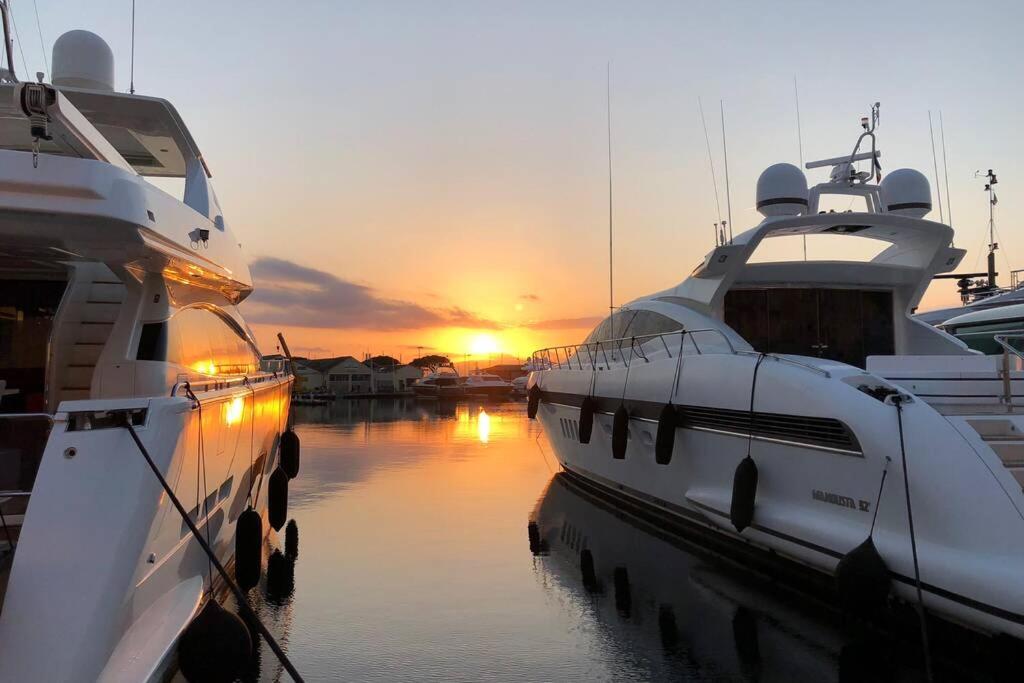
[720,100,733,243]
[940,110,952,227]
[698,97,723,245]
[927,111,945,223]
[794,77,806,259]
[976,168,999,289]
[606,62,614,319]
[31,0,45,76]
[129,0,136,94]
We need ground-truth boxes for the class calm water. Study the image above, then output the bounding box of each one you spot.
[235,398,999,682]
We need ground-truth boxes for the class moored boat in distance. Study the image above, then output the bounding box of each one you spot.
[528,103,1024,644]
[0,28,294,681]
[412,364,464,398]
[463,371,513,398]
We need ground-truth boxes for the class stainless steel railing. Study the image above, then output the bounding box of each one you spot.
[170,367,291,397]
[532,328,736,371]
[531,327,832,378]
[993,334,1024,411]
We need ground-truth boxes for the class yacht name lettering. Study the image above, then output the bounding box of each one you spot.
[811,489,869,512]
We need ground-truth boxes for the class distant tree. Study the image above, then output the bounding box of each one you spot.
[367,355,400,368]
[410,354,451,370]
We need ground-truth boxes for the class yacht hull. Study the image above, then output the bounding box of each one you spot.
[533,351,1024,642]
[0,377,292,682]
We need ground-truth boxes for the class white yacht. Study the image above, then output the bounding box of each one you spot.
[528,106,1024,643]
[0,29,294,681]
[411,365,463,398]
[463,371,513,398]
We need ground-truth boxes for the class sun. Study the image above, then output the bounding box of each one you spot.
[468,333,499,355]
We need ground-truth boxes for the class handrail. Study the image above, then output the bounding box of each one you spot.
[530,328,832,379]
[993,334,1024,411]
[531,327,738,371]
[170,370,288,397]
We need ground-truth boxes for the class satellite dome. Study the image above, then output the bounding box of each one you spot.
[756,163,809,217]
[880,169,931,218]
[51,30,114,91]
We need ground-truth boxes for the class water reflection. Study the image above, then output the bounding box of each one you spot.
[183,400,1010,682]
[530,473,1000,682]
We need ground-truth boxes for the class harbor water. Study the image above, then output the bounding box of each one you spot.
[236,399,1002,682]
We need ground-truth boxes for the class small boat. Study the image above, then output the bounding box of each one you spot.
[528,104,1024,643]
[0,29,294,681]
[463,372,513,398]
[511,375,529,396]
[411,365,464,398]
[292,392,331,406]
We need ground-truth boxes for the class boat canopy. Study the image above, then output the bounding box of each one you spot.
[0,84,208,178]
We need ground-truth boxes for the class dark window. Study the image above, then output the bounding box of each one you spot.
[136,321,168,361]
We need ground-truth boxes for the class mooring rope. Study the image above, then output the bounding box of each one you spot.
[120,416,304,682]
[892,395,933,682]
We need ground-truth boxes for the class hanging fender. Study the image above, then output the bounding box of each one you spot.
[578,395,596,444]
[280,429,300,479]
[234,506,263,590]
[655,402,676,464]
[730,455,758,532]
[527,384,541,419]
[178,601,252,683]
[835,536,891,614]
[612,404,629,459]
[268,467,288,531]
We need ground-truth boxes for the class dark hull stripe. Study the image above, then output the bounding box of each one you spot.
[560,465,1024,627]
[540,389,862,455]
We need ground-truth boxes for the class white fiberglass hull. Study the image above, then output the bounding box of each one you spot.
[532,351,1024,641]
[0,377,292,682]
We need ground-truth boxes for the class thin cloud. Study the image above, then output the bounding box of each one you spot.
[245,258,499,331]
[519,293,541,302]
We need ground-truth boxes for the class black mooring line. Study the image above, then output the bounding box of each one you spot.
[122,419,304,682]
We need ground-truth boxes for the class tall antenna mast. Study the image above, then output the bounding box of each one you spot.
[927,111,945,223]
[980,169,998,289]
[129,0,136,94]
[940,110,952,227]
[720,100,733,243]
[794,78,806,259]
[606,62,614,318]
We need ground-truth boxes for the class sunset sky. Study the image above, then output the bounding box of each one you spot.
[22,1,1024,361]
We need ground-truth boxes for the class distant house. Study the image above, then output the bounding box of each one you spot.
[293,358,338,392]
[325,357,372,395]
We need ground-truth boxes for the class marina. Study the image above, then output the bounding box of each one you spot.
[2,2,1024,681]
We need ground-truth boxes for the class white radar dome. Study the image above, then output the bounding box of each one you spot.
[51,30,114,91]
[756,163,809,217]
[880,169,931,218]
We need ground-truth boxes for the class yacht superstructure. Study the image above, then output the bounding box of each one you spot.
[528,105,1024,643]
[0,29,294,681]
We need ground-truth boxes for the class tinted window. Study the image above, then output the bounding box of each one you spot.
[625,310,684,338]
[151,306,260,376]
[582,310,639,345]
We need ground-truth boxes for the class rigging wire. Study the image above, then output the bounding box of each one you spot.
[721,99,733,243]
[7,1,29,80]
[794,77,807,260]
[927,111,945,224]
[129,0,135,93]
[940,111,952,228]
[29,0,42,75]
[697,97,723,231]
